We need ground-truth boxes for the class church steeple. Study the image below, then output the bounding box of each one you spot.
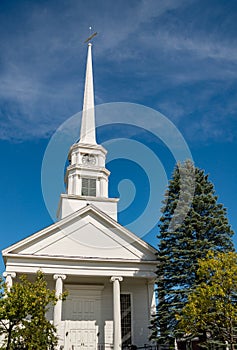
[80,43,96,145]
[57,41,118,221]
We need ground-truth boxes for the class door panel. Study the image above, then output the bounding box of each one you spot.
[69,328,96,350]
[65,296,99,321]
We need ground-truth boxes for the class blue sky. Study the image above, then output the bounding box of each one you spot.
[0,0,237,272]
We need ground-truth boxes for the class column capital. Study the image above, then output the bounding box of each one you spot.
[3,272,16,278]
[110,276,123,283]
[53,274,67,281]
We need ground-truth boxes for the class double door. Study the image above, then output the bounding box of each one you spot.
[63,288,102,350]
[67,323,97,350]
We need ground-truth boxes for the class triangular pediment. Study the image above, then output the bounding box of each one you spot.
[2,205,157,262]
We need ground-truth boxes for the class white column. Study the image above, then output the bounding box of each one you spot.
[71,151,76,164]
[101,177,108,197]
[72,175,76,194]
[68,175,73,194]
[78,177,82,195]
[75,175,80,195]
[53,274,66,326]
[3,272,16,291]
[96,178,100,196]
[147,279,156,317]
[110,276,123,350]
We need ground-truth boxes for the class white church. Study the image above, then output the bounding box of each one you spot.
[2,41,157,350]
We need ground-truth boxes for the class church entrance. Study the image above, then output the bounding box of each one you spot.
[65,321,97,350]
[63,285,103,350]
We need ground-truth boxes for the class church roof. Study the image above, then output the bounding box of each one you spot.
[2,204,157,264]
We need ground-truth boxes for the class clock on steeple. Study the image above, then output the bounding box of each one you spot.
[82,154,96,165]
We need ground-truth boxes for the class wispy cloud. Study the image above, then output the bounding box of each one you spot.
[0,0,236,143]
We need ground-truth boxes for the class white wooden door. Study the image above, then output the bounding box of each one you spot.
[65,321,98,350]
[63,286,103,350]
[69,327,96,350]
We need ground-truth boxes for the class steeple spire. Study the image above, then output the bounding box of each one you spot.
[79,43,97,145]
[57,38,119,222]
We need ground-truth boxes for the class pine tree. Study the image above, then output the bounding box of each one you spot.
[150,160,234,345]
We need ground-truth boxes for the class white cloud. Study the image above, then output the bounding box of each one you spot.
[0,0,236,143]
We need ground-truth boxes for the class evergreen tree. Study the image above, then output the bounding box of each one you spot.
[150,160,234,345]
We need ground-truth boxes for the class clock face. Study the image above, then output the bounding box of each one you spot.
[82,154,96,165]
